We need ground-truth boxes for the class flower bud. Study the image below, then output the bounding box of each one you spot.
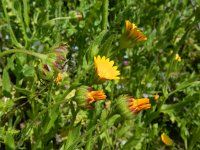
[116,95,151,119]
[38,43,68,81]
[119,20,147,49]
[75,86,106,109]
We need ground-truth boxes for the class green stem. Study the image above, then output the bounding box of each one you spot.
[0,49,47,60]
[2,0,22,48]
[43,17,80,25]
[102,0,109,30]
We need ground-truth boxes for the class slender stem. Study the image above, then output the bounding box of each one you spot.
[43,17,79,25]
[0,49,47,60]
[1,0,22,48]
[102,0,109,30]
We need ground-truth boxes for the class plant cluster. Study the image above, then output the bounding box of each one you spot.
[0,0,200,149]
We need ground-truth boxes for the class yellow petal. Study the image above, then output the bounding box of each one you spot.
[161,133,173,146]
[94,55,120,80]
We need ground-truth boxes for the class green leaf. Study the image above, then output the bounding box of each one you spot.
[15,54,27,66]
[65,124,81,150]
[161,93,200,112]
[188,126,200,150]
[22,65,35,77]
[2,68,11,97]
[7,57,15,71]
[44,108,58,134]
[99,35,114,57]
[87,30,107,61]
[167,81,200,97]
[14,86,31,96]
[5,133,15,150]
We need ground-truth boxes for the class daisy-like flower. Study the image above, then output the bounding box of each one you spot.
[75,86,107,109]
[161,132,173,146]
[119,20,147,49]
[94,55,120,81]
[116,95,151,119]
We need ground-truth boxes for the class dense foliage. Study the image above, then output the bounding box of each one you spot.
[0,0,200,149]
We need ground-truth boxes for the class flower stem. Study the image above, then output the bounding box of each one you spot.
[101,0,109,30]
[0,49,47,60]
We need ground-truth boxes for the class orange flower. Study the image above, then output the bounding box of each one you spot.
[87,90,106,104]
[119,20,147,49]
[75,86,106,108]
[116,95,151,119]
[128,97,151,113]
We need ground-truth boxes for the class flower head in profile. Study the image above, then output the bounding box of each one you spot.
[119,20,147,49]
[116,95,151,119]
[75,86,106,109]
[161,132,173,146]
[128,97,151,113]
[94,55,120,81]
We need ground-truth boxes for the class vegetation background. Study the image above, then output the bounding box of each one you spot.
[0,0,200,149]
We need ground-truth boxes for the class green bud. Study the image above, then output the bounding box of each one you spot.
[116,95,133,119]
[75,86,90,108]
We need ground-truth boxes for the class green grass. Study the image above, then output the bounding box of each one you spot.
[0,0,200,149]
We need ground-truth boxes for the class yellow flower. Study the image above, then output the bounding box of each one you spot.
[75,86,107,109]
[161,132,173,146]
[119,20,147,49]
[128,97,151,113]
[55,72,62,83]
[94,55,120,80]
[154,93,159,101]
[175,53,181,62]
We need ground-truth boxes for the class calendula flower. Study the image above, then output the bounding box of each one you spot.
[75,86,106,109]
[119,20,147,49]
[175,53,181,62]
[87,90,106,104]
[129,97,151,113]
[161,132,173,146]
[116,95,151,119]
[94,55,120,80]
